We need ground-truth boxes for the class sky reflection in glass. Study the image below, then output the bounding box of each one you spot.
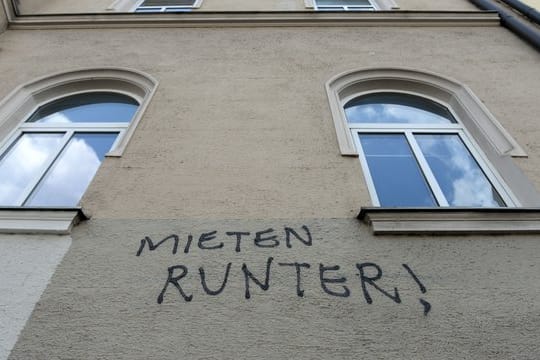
[345,93,455,124]
[0,133,64,206]
[25,133,118,207]
[26,93,138,124]
[415,134,504,207]
[359,134,437,207]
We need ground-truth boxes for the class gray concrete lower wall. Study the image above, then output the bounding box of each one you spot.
[8,219,540,359]
[0,234,71,360]
[0,2,7,34]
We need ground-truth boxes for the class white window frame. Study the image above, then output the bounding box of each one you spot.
[346,91,518,207]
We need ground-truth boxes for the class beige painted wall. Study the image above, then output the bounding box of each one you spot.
[15,0,478,14]
[0,26,537,220]
[521,0,540,9]
[0,23,539,360]
[397,0,476,10]
[17,0,113,14]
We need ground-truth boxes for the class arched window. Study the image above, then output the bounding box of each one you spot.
[346,92,510,207]
[0,68,158,212]
[326,68,540,209]
[0,92,139,207]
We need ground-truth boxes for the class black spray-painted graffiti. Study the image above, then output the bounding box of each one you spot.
[135,225,431,315]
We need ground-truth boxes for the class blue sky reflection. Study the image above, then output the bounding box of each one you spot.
[346,103,453,124]
[345,93,455,124]
[359,134,437,207]
[27,93,138,124]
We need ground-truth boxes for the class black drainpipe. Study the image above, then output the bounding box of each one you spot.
[498,0,540,24]
[469,0,540,50]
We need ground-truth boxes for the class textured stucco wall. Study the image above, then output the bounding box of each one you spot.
[521,0,540,9]
[14,0,478,14]
[399,0,476,10]
[0,27,536,220]
[0,24,539,359]
[8,219,540,359]
[0,235,71,360]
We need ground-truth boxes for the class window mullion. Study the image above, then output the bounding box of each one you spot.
[405,131,449,207]
[19,131,74,206]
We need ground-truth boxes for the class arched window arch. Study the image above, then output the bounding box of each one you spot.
[0,68,158,208]
[326,68,540,208]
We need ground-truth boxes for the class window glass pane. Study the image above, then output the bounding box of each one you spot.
[0,133,64,206]
[164,7,193,12]
[25,133,118,207]
[26,93,139,124]
[135,8,163,12]
[141,0,195,5]
[317,0,371,5]
[345,93,455,124]
[316,6,345,10]
[415,134,505,207]
[359,134,437,207]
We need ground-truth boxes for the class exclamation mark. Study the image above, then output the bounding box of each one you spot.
[402,264,431,316]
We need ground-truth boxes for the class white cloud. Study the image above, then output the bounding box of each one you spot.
[36,112,72,124]
[26,136,107,206]
[0,134,63,205]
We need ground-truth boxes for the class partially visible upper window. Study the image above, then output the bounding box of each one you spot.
[346,92,511,207]
[308,0,398,11]
[315,0,375,11]
[135,0,201,12]
[0,92,139,207]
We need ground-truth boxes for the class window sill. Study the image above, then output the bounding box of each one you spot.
[0,207,87,235]
[358,207,540,235]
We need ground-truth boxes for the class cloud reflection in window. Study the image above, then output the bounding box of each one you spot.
[0,133,64,206]
[415,134,504,207]
[344,93,455,124]
[346,104,453,124]
[25,133,117,207]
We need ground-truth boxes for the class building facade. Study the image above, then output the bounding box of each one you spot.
[0,0,540,359]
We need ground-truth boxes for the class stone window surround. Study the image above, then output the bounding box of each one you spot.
[0,67,158,234]
[326,67,540,234]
